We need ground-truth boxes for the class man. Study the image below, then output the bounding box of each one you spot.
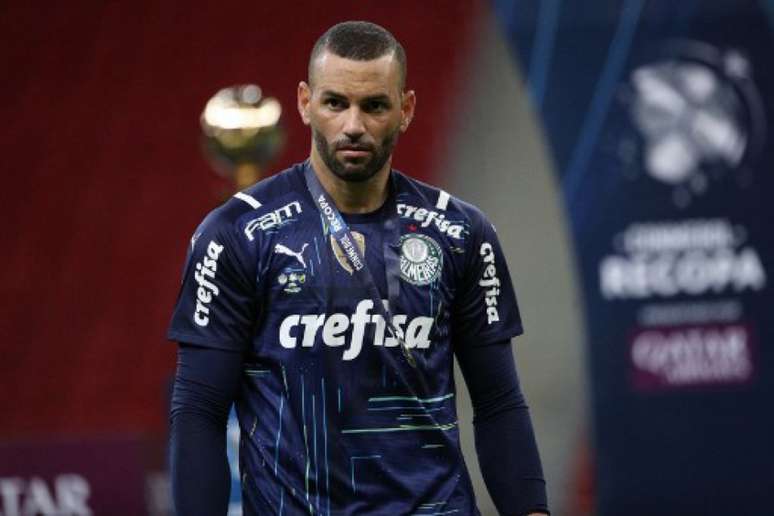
[169,21,548,516]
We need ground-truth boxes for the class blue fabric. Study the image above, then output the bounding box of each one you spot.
[169,344,243,516]
[167,163,529,514]
[455,340,548,516]
[171,340,548,515]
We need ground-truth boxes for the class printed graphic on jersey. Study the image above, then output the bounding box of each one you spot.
[193,240,225,327]
[479,242,501,324]
[330,231,365,274]
[278,268,306,294]
[399,234,443,286]
[244,201,302,241]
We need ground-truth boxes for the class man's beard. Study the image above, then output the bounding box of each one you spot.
[313,127,399,183]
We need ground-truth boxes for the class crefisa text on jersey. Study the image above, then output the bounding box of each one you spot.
[397,203,465,239]
[480,242,502,324]
[279,299,433,360]
[193,240,224,327]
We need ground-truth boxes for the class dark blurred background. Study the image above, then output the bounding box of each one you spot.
[4,1,774,515]
[1,2,516,514]
[0,2,479,437]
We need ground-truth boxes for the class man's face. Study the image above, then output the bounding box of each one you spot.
[298,51,415,182]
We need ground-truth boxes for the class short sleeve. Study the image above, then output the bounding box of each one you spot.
[167,210,257,351]
[452,212,523,347]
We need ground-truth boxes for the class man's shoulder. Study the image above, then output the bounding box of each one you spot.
[228,163,303,214]
[394,170,489,225]
[193,164,305,245]
[204,164,301,219]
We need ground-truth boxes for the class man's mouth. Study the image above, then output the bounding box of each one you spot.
[336,145,373,159]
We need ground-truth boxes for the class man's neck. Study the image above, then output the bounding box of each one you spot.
[309,153,391,214]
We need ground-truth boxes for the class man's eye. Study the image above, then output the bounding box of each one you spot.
[324,98,344,109]
[365,101,387,113]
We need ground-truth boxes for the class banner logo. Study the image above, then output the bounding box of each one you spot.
[600,219,766,300]
[630,324,754,390]
[599,219,766,390]
[619,42,766,207]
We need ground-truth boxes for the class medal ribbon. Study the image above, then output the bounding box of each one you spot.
[303,163,464,470]
[303,162,417,368]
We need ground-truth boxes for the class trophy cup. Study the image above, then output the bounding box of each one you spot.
[200,84,284,192]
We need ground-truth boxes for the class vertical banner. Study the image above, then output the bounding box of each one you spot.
[494,1,774,514]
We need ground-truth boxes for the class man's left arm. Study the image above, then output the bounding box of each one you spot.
[454,339,549,516]
[449,205,548,514]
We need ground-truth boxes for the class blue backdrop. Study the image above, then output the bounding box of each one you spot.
[494,1,774,513]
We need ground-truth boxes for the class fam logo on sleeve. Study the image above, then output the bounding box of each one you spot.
[244,201,302,241]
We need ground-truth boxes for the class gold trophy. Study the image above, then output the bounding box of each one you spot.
[200,84,284,192]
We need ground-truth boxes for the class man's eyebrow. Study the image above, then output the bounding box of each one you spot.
[320,90,346,99]
[361,94,391,103]
[319,91,392,104]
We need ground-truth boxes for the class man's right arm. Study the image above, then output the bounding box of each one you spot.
[169,343,244,516]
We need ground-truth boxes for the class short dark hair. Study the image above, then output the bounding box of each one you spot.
[308,21,407,89]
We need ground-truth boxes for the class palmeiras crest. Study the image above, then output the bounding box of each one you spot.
[399,234,443,286]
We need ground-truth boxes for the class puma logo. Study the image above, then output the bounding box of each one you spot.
[274,243,309,268]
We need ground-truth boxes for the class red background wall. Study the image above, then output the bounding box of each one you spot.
[0,2,479,438]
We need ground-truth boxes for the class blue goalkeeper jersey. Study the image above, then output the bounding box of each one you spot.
[168,162,523,515]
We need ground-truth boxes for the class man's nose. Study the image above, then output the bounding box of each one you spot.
[342,107,366,140]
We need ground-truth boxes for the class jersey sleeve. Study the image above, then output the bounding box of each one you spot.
[167,209,258,351]
[451,210,524,347]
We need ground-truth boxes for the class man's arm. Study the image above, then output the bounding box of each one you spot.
[169,343,244,516]
[455,339,549,516]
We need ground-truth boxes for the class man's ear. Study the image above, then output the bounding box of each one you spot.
[400,90,416,133]
[297,81,312,126]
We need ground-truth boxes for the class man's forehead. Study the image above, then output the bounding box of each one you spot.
[310,51,402,95]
